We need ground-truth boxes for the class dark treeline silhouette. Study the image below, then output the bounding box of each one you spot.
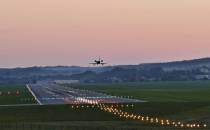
[0,58,210,84]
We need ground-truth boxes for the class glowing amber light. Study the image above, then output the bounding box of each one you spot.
[68,96,207,129]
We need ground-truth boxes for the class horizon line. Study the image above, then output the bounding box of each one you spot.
[0,56,209,69]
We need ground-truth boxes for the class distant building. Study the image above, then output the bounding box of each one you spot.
[195,75,210,80]
[54,80,79,84]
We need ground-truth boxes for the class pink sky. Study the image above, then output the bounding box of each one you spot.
[0,0,210,68]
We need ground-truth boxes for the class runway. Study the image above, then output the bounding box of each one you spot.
[27,81,145,105]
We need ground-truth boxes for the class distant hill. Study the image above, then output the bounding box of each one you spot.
[70,57,210,83]
[0,57,210,84]
[138,57,210,71]
[0,66,112,84]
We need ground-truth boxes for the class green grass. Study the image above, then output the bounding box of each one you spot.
[0,105,117,122]
[0,103,208,123]
[0,81,210,130]
[0,103,209,130]
[2,121,206,130]
[68,81,210,128]
[0,85,36,105]
[70,81,210,102]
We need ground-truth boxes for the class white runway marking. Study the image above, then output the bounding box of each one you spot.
[26,84,42,105]
[28,81,146,105]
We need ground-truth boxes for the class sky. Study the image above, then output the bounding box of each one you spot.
[0,0,210,68]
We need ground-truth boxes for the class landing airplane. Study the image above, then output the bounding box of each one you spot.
[90,58,107,66]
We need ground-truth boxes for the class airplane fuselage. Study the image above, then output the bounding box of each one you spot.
[90,58,106,66]
[95,60,101,64]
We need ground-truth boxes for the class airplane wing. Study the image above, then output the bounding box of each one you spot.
[89,63,97,65]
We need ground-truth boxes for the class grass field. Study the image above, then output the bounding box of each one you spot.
[69,81,210,128]
[0,81,209,130]
[0,85,36,105]
[70,81,210,102]
[0,103,209,130]
[0,104,120,122]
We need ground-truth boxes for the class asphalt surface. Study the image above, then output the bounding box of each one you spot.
[28,81,145,105]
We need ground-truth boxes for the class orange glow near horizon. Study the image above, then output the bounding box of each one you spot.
[0,0,210,67]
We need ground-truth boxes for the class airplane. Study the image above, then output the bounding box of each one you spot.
[90,57,107,66]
